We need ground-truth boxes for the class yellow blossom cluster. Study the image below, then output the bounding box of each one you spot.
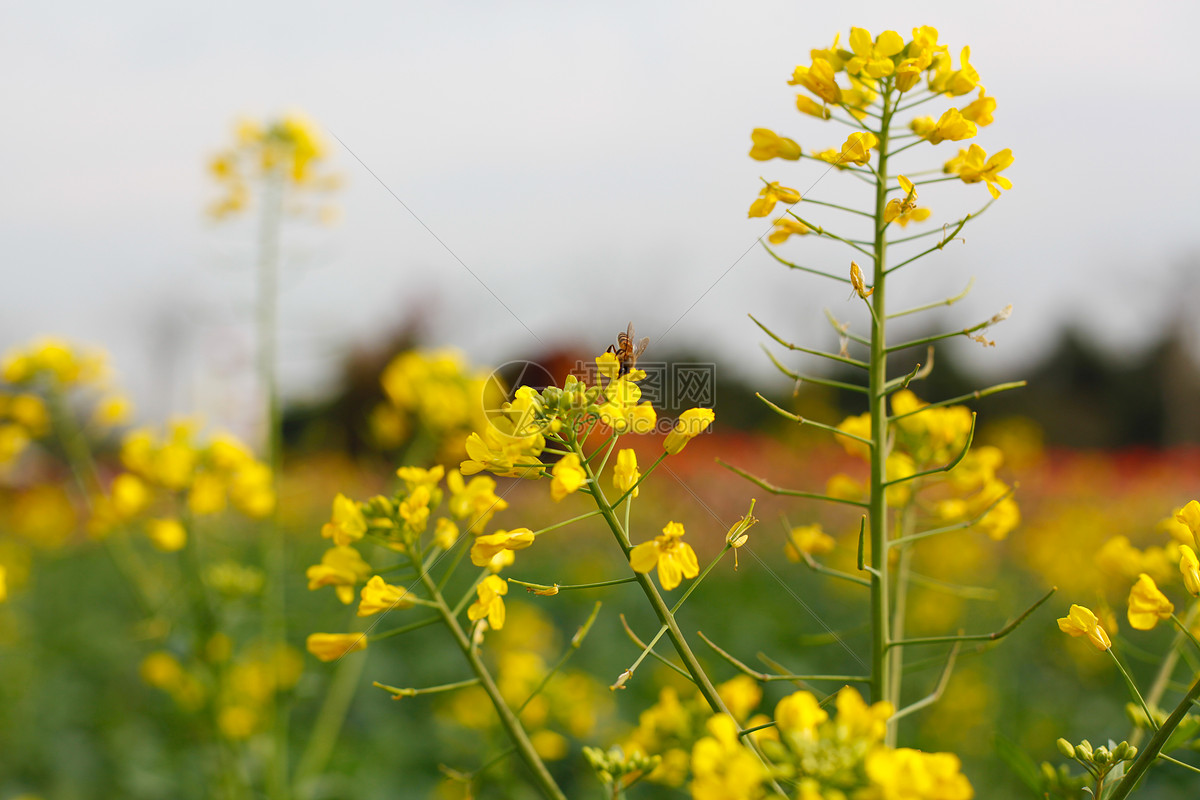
[459,349,711,501]
[621,676,769,789]
[372,349,501,462]
[207,113,339,219]
[1,339,131,467]
[305,463,516,659]
[140,639,303,740]
[622,680,971,799]
[90,421,275,547]
[2,337,107,388]
[1059,500,1200,657]
[828,390,1019,542]
[750,25,1014,238]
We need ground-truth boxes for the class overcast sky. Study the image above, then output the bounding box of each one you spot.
[4,0,1199,425]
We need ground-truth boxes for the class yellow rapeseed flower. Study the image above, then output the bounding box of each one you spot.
[145,518,187,552]
[768,217,809,244]
[110,473,151,520]
[784,524,835,562]
[943,144,1013,199]
[1057,604,1111,651]
[775,690,827,740]
[550,453,586,501]
[865,747,973,800]
[629,521,699,591]
[447,469,509,533]
[306,545,372,604]
[690,714,766,800]
[748,181,801,218]
[788,58,842,105]
[306,633,367,662]
[321,493,367,546]
[748,128,801,161]
[926,107,977,145]
[960,88,996,126]
[1127,573,1173,631]
[357,575,416,617]
[1176,500,1200,545]
[1180,545,1200,597]
[664,408,715,454]
[470,528,535,567]
[839,131,879,166]
[795,95,831,119]
[845,27,905,79]
[468,574,509,629]
[613,448,640,498]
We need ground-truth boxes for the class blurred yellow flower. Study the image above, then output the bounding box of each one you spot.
[795,95,831,119]
[140,651,185,690]
[306,633,367,662]
[1127,573,1173,631]
[748,128,801,161]
[321,493,367,546]
[839,131,879,166]
[717,675,762,723]
[784,524,835,561]
[447,469,509,533]
[691,714,765,799]
[775,690,827,740]
[925,108,977,145]
[788,58,842,104]
[1176,500,1200,544]
[145,518,187,552]
[434,517,459,549]
[306,545,372,604]
[110,473,151,520]
[960,89,995,126]
[748,181,801,218]
[767,217,809,244]
[357,575,416,617]
[1181,545,1200,597]
[865,747,972,800]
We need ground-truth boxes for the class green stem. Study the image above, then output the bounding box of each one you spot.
[1110,648,1158,730]
[416,562,566,800]
[869,79,895,744]
[888,513,916,730]
[293,637,369,795]
[257,170,290,800]
[573,442,730,717]
[1109,672,1200,800]
[1132,604,1200,746]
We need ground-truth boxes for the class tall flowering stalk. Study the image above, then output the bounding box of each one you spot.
[208,113,339,798]
[723,26,1046,747]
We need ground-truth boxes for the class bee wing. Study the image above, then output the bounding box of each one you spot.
[632,337,650,358]
[626,321,635,342]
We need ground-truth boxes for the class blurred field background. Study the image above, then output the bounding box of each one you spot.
[4,2,1200,798]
